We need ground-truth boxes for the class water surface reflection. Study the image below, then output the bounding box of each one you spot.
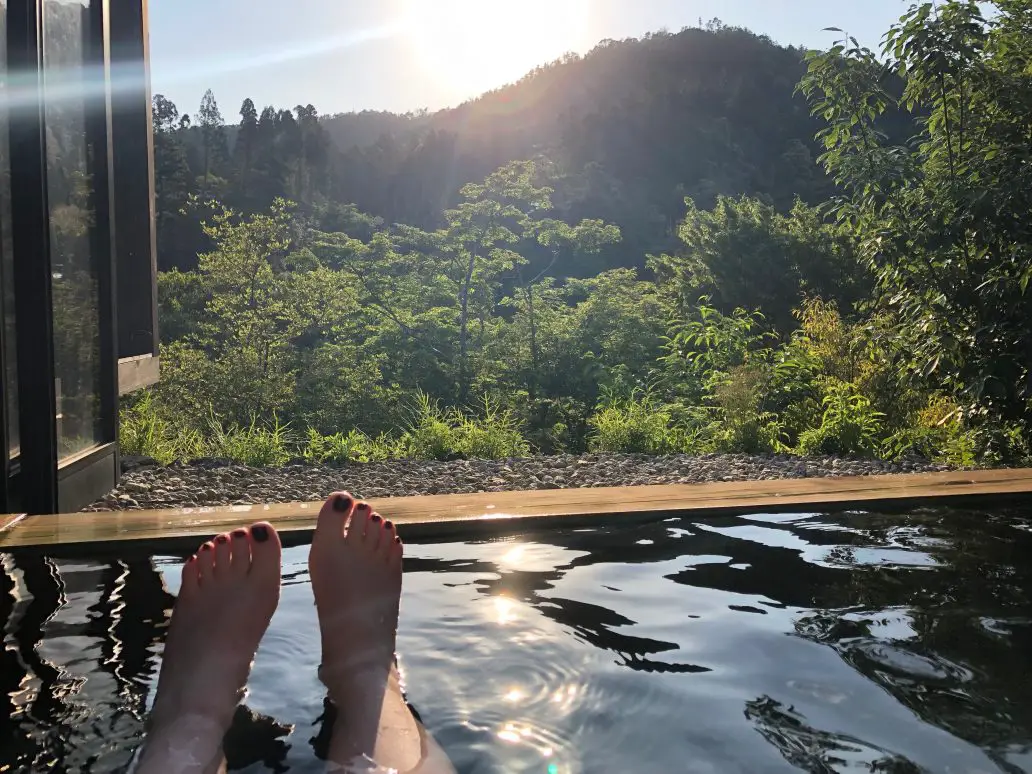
[1,505,1030,772]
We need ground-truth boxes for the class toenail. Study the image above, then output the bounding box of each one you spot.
[395,536,402,544]
[384,520,394,530]
[201,543,212,551]
[232,529,247,539]
[356,502,371,514]
[371,513,381,523]
[216,534,228,544]
[333,494,352,512]
[252,525,270,543]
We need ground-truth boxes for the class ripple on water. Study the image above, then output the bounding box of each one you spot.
[839,638,975,684]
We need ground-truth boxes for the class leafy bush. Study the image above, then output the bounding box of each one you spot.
[796,380,884,457]
[588,392,683,454]
[709,365,787,453]
[882,395,977,467]
[302,428,396,464]
[204,413,292,467]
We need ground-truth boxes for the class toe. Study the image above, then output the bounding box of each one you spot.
[378,518,396,555]
[364,511,385,549]
[389,534,404,566]
[179,555,201,597]
[316,492,353,542]
[213,533,232,576]
[247,522,282,585]
[196,541,216,583]
[229,528,251,578]
[345,502,373,545]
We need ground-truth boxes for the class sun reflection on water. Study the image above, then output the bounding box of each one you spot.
[494,595,517,625]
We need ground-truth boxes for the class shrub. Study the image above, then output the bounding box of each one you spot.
[882,395,977,467]
[204,413,292,466]
[796,380,884,457]
[588,392,683,454]
[709,365,787,453]
[302,428,396,464]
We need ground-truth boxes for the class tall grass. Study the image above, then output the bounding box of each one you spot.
[119,393,205,464]
[204,412,293,466]
[302,428,396,464]
[588,391,684,454]
[398,393,531,460]
[119,391,533,464]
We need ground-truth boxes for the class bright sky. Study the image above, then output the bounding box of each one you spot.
[149,0,911,117]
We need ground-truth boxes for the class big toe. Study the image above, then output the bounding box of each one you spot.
[315,492,353,543]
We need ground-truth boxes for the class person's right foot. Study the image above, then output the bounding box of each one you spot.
[310,492,403,699]
[309,492,413,766]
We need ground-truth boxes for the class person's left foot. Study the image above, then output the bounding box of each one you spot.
[135,522,281,773]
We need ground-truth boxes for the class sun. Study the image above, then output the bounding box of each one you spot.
[403,0,590,99]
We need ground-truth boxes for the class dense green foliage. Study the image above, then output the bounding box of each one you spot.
[124,5,1032,467]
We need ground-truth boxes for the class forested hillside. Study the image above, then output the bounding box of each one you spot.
[154,23,845,275]
[131,5,1032,468]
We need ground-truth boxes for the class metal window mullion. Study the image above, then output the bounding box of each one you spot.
[87,0,119,457]
[9,0,58,514]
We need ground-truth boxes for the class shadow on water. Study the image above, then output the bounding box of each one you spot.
[1,503,1030,771]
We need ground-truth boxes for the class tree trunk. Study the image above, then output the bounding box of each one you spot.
[458,250,477,401]
[526,283,539,400]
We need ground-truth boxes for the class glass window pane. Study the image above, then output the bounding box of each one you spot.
[0,0,17,459]
[44,0,102,459]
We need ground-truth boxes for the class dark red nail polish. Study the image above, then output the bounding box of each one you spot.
[252,525,270,543]
[395,536,402,544]
[216,534,228,544]
[356,502,370,514]
[333,494,352,512]
[201,543,212,551]
[371,513,382,523]
[384,520,394,530]
[232,529,247,539]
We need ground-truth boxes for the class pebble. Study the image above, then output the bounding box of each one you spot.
[85,453,957,511]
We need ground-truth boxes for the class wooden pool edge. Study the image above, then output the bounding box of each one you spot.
[2,467,1031,557]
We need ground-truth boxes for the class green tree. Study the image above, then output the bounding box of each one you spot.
[518,218,621,397]
[235,98,259,204]
[196,89,227,196]
[653,195,864,333]
[152,94,192,269]
[799,0,1032,444]
[440,161,551,399]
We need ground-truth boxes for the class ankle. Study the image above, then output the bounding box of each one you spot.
[135,713,226,774]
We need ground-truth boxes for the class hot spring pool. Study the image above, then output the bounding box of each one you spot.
[2,505,1031,772]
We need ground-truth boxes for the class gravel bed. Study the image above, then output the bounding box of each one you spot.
[86,453,954,511]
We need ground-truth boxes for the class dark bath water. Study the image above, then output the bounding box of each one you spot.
[2,505,1031,773]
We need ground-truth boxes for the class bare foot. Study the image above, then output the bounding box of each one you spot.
[310,492,420,768]
[136,523,282,774]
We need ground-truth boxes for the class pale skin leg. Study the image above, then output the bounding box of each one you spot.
[134,522,282,774]
[310,492,456,773]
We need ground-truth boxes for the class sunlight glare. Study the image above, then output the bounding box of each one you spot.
[403,0,589,98]
[494,595,517,625]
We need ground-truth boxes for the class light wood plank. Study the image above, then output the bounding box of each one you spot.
[118,353,160,395]
[1,468,1030,555]
[0,513,26,533]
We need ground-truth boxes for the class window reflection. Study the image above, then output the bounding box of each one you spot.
[0,0,17,460]
[44,0,102,459]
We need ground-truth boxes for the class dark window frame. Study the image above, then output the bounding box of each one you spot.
[1,0,157,515]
